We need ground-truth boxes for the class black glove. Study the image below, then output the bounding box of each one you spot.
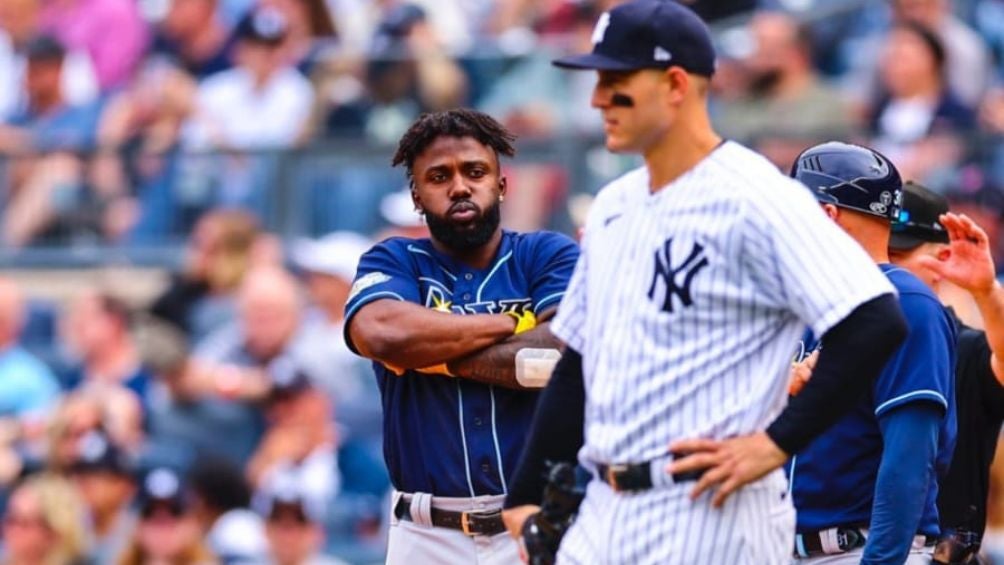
[521,462,587,565]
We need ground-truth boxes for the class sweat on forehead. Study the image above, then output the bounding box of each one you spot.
[391,109,517,179]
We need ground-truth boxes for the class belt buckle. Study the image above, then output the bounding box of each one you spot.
[459,509,479,537]
[460,510,500,536]
[461,511,474,536]
[606,464,628,492]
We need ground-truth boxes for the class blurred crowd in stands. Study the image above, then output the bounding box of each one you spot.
[0,207,400,562]
[3,0,1004,252]
[5,0,1004,562]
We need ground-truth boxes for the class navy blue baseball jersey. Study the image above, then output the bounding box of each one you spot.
[344,230,579,497]
[788,264,957,535]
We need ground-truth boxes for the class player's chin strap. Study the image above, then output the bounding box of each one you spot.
[407,492,434,527]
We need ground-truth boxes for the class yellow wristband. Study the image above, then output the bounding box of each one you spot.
[506,309,537,335]
[418,363,454,377]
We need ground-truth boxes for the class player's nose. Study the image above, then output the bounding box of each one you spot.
[591,84,613,108]
[447,176,473,198]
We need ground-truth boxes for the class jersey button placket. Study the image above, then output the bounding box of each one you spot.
[459,272,474,304]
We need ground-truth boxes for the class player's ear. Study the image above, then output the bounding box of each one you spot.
[664,67,689,104]
[821,204,839,221]
[410,186,423,214]
[498,176,507,199]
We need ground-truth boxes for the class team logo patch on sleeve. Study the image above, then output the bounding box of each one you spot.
[348,272,391,302]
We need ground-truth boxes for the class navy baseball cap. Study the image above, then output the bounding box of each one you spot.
[69,430,133,476]
[138,467,189,516]
[553,0,716,76]
[235,7,288,46]
[890,181,950,250]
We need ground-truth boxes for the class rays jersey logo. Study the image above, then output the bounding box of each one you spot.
[424,285,531,315]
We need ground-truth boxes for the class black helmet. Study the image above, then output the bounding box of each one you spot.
[791,141,902,221]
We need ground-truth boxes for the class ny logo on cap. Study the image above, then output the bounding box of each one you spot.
[654,46,672,62]
[592,12,611,45]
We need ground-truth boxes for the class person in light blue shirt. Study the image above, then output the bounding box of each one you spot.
[0,277,60,422]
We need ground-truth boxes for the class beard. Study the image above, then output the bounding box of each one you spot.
[425,199,501,253]
[748,68,783,97]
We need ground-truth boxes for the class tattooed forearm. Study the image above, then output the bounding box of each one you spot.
[447,324,562,389]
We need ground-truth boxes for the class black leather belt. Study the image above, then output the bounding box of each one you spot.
[393,496,506,537]
[795,526,867,557]
[795,527,935,558]
[596,459,705,493]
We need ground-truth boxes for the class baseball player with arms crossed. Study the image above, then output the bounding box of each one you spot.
[344,109,579,564]
[502,2,910,563]
[784,143,956,565]
[886,182,1004,564]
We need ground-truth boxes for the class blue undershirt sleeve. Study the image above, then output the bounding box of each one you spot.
[860,401,943,565]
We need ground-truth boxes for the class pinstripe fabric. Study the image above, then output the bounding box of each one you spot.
[550,142,896,562]
[558,471,794,564]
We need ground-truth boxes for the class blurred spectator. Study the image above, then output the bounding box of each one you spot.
[247,362,338,522]
[0,0,97,122]
[1,474,90,565]
[715,11,854,167]
[195,266,302,385]
[0,277,60,426]
[150,210,260,342]
[870,21,975,182]
[151,0,235,79]
[891,0,990,108]
[684,0,757,22]
[67,430,136,564]
[0,35,106,248]
[308,50,369,137]
[183,7,314,150]
[91,56,198,242]
[478,2,602,138]
[258,472,348,565]
[46,390,144,474]
[117,467,216,565]
[137,316,263,468]
[189,456,268,564]
[180,6,314,209]
[257,0,336,72]
[60,291,155,408]
[290,232,372,402]
[39,0,148,92]
[361,4,467,144]
[844,0,991,110]
[375,189,428,240]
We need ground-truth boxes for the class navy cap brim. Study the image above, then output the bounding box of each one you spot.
[888,232,927,251]
[552,52,652,71]
[890,224,950,250]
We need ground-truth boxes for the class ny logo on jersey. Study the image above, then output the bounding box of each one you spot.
[647,238,709,313]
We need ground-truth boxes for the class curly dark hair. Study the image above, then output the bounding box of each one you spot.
[392,108,517,184]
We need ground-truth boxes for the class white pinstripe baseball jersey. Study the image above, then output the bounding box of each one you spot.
[551,140,896,469]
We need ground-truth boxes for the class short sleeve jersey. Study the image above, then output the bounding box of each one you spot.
[344,230,579,497]
[789,265,957,536]
[550,141,895,467]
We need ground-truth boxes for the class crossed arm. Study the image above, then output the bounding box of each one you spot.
[347,299,561,389]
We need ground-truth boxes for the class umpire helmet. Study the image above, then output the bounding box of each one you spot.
[790,141,902,221]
